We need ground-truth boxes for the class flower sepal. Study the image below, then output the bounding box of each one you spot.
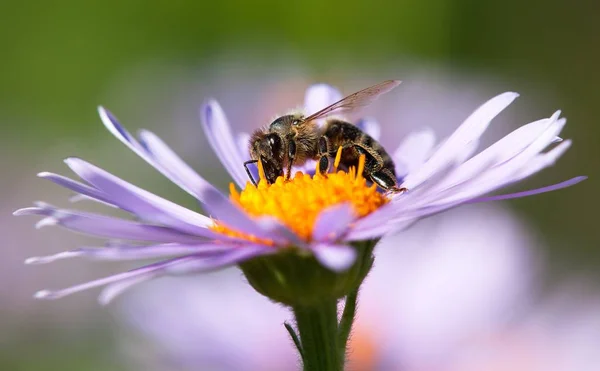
[240,239,377,307]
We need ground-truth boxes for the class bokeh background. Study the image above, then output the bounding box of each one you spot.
[2,1,598,370]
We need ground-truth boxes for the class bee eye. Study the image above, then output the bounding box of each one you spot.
[268,134,281,153]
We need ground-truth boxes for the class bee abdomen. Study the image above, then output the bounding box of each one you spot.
[381,154,396,176]
[324,120,362,144]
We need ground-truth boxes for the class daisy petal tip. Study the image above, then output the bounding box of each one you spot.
[201,99,219,116]
[98,107,133,142]
[26,251,80,265]
[25,257,41,265]
[97,106,115,123]
[490,92,519,107]
[34,290,57,300]
[62,157,82,167]
[13,208,33,216]
[35,217,58,229]
[200,101,213,123]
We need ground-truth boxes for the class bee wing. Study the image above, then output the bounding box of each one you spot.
[302,80,401,123]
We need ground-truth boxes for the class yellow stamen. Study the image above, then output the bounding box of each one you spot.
[211,155,388,243]
[357,153,365,178]
[333,146,343,170]
[257,159,266,181]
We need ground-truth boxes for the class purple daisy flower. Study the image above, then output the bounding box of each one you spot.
[15,83,584,306]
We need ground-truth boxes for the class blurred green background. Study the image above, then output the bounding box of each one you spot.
[2,1,597,370]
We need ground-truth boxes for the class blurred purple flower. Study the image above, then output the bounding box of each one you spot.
[15,82,583,303]
[118,271,296,371]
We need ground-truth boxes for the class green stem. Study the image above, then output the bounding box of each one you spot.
[292,300,342,371]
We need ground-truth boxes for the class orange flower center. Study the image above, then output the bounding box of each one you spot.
[211,153,388,243]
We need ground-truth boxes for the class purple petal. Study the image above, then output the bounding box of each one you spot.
[512,137,571,179]
[356,118,381,141]
[428,132,571,208]
[402,92,519,189]
[199,190,292,244]
[467,176,587,203]
[437,111,563,190]
[98,274,151,305]
[304,84,343,117]
[98,246,270,305]
[392,142,577,222]
[14,203,214,242]
[136,131,286,242]
[312,203,356,242]
[68,194,118,208]
[393,129,436,178]
[346,202,397,232]
[312,243,357,272]
[25,243,235,264]
[137,130,228,204]
[34,257,189,300]
[36,246,270,303]
[160,245,270,276]
[254,216,306,247]
[237,132,252,161]
[99,107,228,207]
[345,220,415,241]
[38,172,115,206]
[64,158,213,234]
[200,100,249,188]
[345,204,415,241]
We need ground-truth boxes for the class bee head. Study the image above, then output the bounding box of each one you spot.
[249,130,284,183]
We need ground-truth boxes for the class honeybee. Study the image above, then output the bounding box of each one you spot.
[245,80,406,193]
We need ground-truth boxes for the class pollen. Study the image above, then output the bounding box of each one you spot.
[211,155,389,243]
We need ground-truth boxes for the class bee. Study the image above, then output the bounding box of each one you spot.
[245,80,406,193]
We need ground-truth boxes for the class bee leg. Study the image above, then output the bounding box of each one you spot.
[353,145,404,193]
[317,136,330,175]
[318,156,330,175]
[354,145,384,174]
[244,159,259,186]
[286,140,297,180]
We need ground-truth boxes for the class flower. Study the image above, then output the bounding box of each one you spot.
[118,205,600,371]
[15,82,584,304]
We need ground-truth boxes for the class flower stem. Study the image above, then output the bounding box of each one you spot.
[292,299,342,371]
